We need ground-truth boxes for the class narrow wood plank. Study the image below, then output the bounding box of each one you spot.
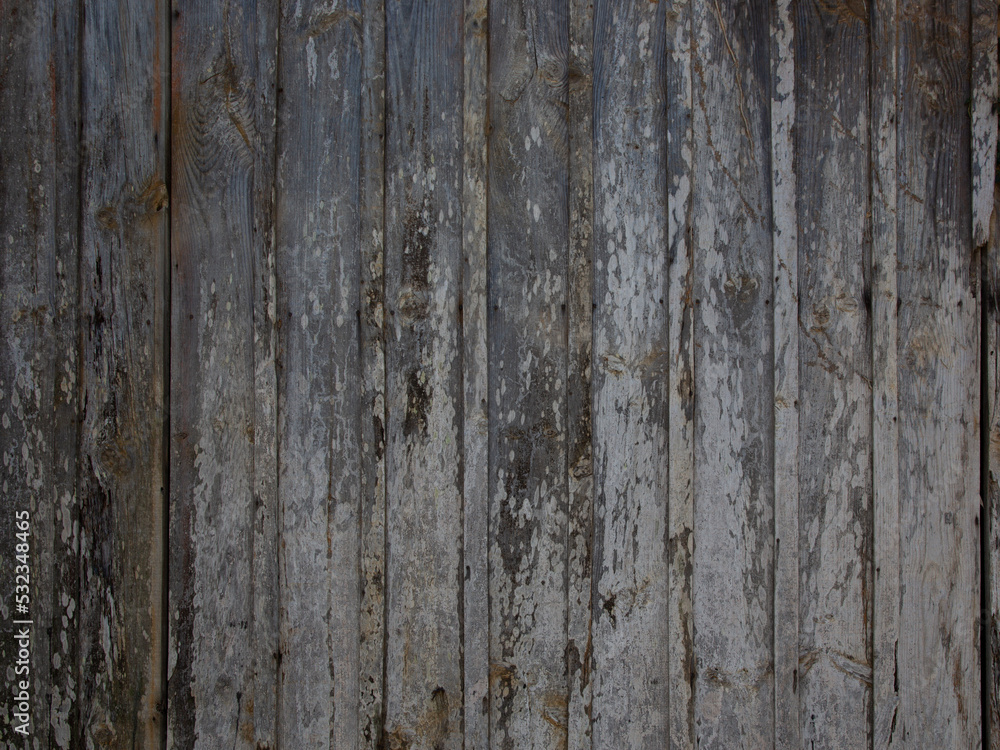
[274,3,363,746]
[896,0,979,742]
[48,0,84,744]
[168,1,279,745]
[870,0,901,745]
[566,0,594,744]
[665,1,696,745]
[382,2,465,746]
[487,0,570,745]
[590,2,669,746]
[974,0,1000,737]
[463,0,491,745]
[690,0,774,745]
[76,0,169,745]
[359,0,387,745]
[791,0,872,746]
[769,0,798,746]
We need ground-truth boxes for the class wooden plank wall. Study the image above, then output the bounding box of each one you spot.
[0,0,996,747]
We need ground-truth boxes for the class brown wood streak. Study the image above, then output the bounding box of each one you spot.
[76,0,169,746]
[487,0,570,746]
[895,0,979,743]
[168,0,279,746]
[382,1,464,747]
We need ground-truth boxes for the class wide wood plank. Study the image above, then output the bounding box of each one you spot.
[168,1,279,746]
[792,0,872,745]
[487,0,570,745]
[463,0,490,745]
[896,0,979,743]
[0,1,80,746]
[77,0,169,746]
[665,1,696,745]
[690,0,775,745]
[590,2,669,746]
[274,2,363,746]
[382,2,465,746]
[566,0,594,745]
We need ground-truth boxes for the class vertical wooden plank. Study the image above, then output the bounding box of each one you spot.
[770,0,798,746]
[463,0,491,745]
[274,2,362,747]
[0,1,70,745]
[359,0,387,745]
[168,0,279,746]
[665,0,696,745]
[566,0,594,745]
[48,0,83,744]
[487,0,569,745]
[791,0,873,746]
[975,0,999,736]
[870,0,900,745]
[76,0,168,745]
[382,2,464,747]
[895,0,979,743]
[690,0,774,745]
[589,2,668,746]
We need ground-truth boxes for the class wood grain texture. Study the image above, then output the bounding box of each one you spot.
[359,0,387,746]
[383,2,464,747]
[0,2,78,746]
[487,0,570,745]
[896,0,980,743]
[463,0,490,746]
[590,2,669,746]
[566,0,594,745]
[274,2,362,746]
[77,0,169,746]
[690,0,775,745]
[870,0,902,746]
[168,0,279,746]
[665,1,696,745]
[975,0,999,738]
[769,1,798,747]
[792,0,872,746]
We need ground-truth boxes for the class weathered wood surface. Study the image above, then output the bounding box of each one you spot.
[0,0,996,747]
[792,0,871,745]
[168,0,279,746]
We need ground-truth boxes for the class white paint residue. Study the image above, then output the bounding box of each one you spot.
[307,37,318,87]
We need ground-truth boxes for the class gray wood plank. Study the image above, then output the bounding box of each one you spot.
[769,1,798,746]
[168,1,279,746]
[0,2,77,746]
[896,0,980,742]
[487,0,570,745]
[274,2,363,746]
[791,1,872,745]
[566,0,594,745]
[665,2,696,745]
[870,0,901,746]
[974,0,999,736]
[48,0,83,745]
[590,2,669,746]
[382,1,465,746]
[463,0,490,745]
[690,0,775,745]
[359,0,387,746]
[76,0,169,745]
